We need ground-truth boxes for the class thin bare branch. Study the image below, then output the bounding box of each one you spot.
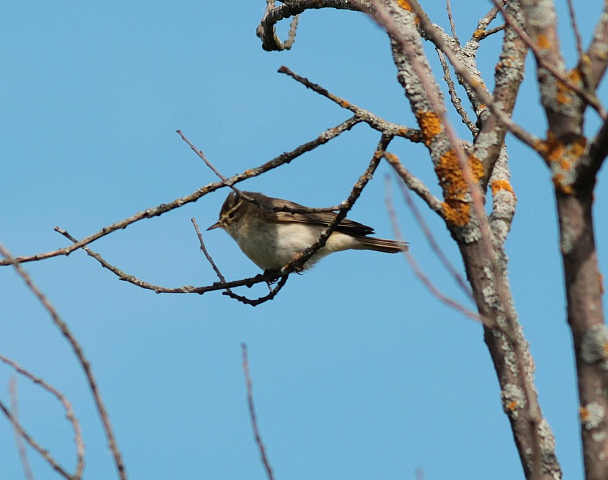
[241,344,275,480]
[584,2,608,89]
[472,24,505,41]
[280,134,395,275]
[382,153,443,215]
[9,378,35,480]
[1,355,85,479]
[393,175,473,300]
[565,0,584,67]
[472,3,502,38]
[0,116,360,268]
[54,227,272,295]
[493,0,606,119]
[435,49,477,134]
[0,243,126,480]
[257,0,364,51]
[0,397,72,479]
[278,66,424,142]
[384,178,481,323]
[445,0,459,44]
[190,218,289,306]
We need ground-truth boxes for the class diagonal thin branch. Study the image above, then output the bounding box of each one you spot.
[54,227,272,295]
[435,49,477,134]
[493,0,606,119]
[278,66,423,142]
[9,378,35,480]
[0,116,360,268]
[384,178,481,323]
[280,133,395,275]
[393,175,473,300]
[0,242,126,480]
[190,218,289,306]
[0,396,73,480]
[1,355,85,479]
[241,344,275,480]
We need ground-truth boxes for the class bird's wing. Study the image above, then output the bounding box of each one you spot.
[262,197,375,236]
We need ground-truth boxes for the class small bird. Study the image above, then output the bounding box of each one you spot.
[208,191,408,271]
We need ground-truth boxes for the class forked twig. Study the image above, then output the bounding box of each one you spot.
[0,242,126,480]
[191,218,289,306]
[492,0,606,118]
[0,116,360,269]
[1,355,85,479]
[279,66,423,142]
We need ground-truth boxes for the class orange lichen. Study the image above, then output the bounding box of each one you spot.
[397,0,413,10]
[396,127,410,137]
[552,173,574,194]
[541,132,565,164]
[329,93,350,109]
[568,67,582,84]
[580,406,590,422]
[491,179,515,196]
[537,33,550,49]
[473,29,485,39]
[541,132,586,166]
[556,68,583,105]
[396,0,419,23]
[435,150,484,226]
[415,110,442,146]
[506,401,518,412]
[441,200,470,226]
[383,152,398,163]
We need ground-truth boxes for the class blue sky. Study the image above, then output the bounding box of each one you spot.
[1,2,606,479]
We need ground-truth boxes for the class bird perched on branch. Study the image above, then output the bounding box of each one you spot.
[208,191,408,271]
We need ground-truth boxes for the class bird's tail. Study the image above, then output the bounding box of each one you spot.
[356,236,408,254]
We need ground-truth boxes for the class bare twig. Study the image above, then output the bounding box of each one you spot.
[278,66,424,142]
[472,24,505,40]
[190,218,289,306]
[445,0,459,44]
[9,378,35,480]
[393,175,473,300]
[281,134,394,275]
[435,49,477,134]
[493,0,606,119]
[0,397,72,479]
[384,177,481,323]
[256,0,364,51]
[54,227,272,295]
[565,0,584,74]
[469,4,502,43]
[241,344,275,480]
[0,116,360,268]
[0,243,126,480]
[257,0,300,51]
[382,153,443,215]
[1,355,85,479]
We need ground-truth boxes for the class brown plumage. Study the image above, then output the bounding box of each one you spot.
[209,191,408,270]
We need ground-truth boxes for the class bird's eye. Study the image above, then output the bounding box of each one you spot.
[228,211,235,218]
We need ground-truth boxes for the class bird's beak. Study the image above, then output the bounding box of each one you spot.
[207,220,222,231]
